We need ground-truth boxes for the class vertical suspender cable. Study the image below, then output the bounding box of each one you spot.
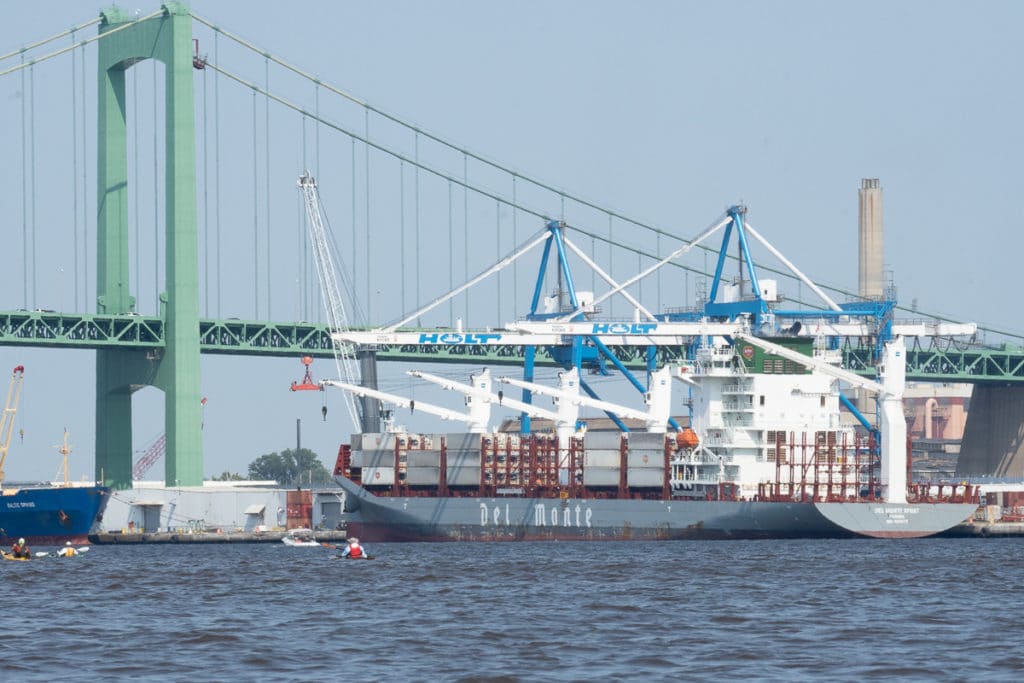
[30,63,36,306]
[202,66,209,316]
[350,136,356,325]
[133,64,139,307]
[264,56,271,318]
[591,236,596,295]
[20,51,27,308]
[463,154,468,326]
[414,132,420,323]
[637,253,643,306]
[496,199,501,324]
[152,60,159,311]
[364,108,370,323]
[81,40,88,310]
[512,175,517,316]
[312,81,321,318]
[215,32,222,317]
[448,181,453,325]
[608,214,614,318]
[300,114,307,321]
[400,161,405,315]
[252,88,259,319]
[314,82,320,176]
[656,233,661,315]
[72,31,79,312]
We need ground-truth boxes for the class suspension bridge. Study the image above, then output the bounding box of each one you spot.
[2,4,1022,489]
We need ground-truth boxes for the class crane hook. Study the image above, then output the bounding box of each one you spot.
[321,405,327,421]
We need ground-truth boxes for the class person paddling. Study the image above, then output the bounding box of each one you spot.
[58,542,78,558]
[11,538,30,559]
[340,537,368,559]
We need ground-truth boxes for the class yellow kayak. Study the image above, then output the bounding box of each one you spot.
[1,551,30,561]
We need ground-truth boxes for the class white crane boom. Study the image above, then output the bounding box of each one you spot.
[407,369,560,422]
[496,366,673,433]
[322,379,482,432]
[299,173,361,430]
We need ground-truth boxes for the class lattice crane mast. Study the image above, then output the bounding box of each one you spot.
[0,365,25,485]
[298,173,361,431]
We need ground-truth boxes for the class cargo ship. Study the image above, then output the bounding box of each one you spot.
[0,365,111,546]
[0,485,111,546]
[330,335,979,541]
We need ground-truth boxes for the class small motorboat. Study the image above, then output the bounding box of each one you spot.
[281,528,320,547]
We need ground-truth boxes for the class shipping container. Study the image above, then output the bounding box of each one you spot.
[583,467,621,487]
[627,452,665,469]
[584,432,624,450]
[628,432,667,449]
[362,467,396,486]
[406,467,441,486]
[584,450,622,468]
[627,468,665,488]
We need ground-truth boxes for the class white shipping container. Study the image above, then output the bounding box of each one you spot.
[628,468,665,488]
[583,467,621,487]
[407,452,442,467]
[628,432,667,449]
[406,467,441,486]
[627,452,665,469]
[584,450,622,468]
[584,432,624,450]
[447,467,482,486]
[361,467,396,486]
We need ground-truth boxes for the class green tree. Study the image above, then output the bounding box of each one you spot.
[210,470,246,481]
[247,448,334,485]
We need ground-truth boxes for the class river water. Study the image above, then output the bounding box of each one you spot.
[2,538,1021,682]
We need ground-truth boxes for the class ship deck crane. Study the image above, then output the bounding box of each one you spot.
[299,173,362,431]
[496,366,674,434]
[407,368,565,431]
[0,365,25,485]
[735,332,908,504]
[322,380,482,433]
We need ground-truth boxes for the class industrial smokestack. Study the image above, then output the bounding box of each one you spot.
[858,178,884,299]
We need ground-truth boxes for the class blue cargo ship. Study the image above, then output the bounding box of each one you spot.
[0,365,111,546]
[0,485,111,546]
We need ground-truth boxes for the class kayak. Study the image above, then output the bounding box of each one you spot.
[1,552,31,561]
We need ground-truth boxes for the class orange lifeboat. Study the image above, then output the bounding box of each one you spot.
[676,429,700,449]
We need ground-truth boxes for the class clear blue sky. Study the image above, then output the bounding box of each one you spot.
[1,1,1021,481]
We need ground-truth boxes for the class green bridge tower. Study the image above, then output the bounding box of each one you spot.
[95,3,202,489]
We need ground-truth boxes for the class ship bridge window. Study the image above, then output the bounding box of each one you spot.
[759,395,765,407]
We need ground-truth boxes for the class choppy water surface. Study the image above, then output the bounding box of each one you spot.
[2,538,1022,682]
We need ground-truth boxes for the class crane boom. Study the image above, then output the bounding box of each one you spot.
[299,173,362,431]
[0,364,25,484]
[322,379,482,432]
[496,366,673,432]
[407,369,559,422]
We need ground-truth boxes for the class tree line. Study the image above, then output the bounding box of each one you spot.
[209,447,335,486]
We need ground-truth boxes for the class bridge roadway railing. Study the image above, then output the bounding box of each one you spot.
[1,310,1021,383]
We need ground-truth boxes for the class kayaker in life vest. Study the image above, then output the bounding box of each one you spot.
[341,537,367,559]
[58,542,78,558]
[11,538,31,559]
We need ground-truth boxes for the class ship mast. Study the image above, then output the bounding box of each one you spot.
[55,429,72,487]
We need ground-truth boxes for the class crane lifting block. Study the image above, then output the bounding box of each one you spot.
[290,356,324,392]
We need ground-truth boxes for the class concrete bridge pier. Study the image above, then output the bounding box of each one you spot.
[956,385,1024,478]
